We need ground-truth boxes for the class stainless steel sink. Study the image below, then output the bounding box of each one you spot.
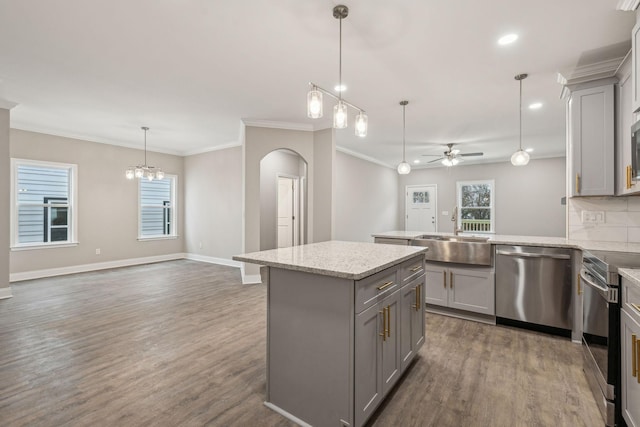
[411,234,492,265]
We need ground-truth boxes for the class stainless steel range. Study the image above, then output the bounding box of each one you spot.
[581,250,640,427]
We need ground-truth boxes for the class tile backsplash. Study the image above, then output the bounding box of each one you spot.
[568,196,640,242]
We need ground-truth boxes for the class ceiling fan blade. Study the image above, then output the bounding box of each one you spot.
[459,152,483,157]
[428,157,444,163]
[421,154,442,157]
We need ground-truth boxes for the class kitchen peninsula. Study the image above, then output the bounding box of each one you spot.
[233,241,428,427]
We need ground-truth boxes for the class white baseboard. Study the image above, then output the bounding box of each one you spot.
[9,253,187,282]
[241,273,262,285]
[0,287,12,299]
[184,253,242,268]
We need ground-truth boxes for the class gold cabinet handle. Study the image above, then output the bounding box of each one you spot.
[417,285,421,311]
[577,274,582,296]
[386,306,391,338]
[633,334,637,378]
[379,309,386,342]
[627,165,633,190]
[450,272,453,289]
[576,173,580,194]
[637,338,640,384]
[410,266,421,272]
[443,271,446,288]
[377,281,394,291]
[412,285,421,311]
[632,303,640,314]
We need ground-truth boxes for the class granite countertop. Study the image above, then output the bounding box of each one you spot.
[372,231,640,254]
[619,268,640,287]
[233,240,428,280]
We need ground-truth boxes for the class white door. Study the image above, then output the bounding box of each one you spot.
[405,185,437,232]
[277,176,299,248]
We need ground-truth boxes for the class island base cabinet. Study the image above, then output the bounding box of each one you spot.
[354,289,401,427]
[424,262,495,316]
[621,308,640,427]
[400,275,426,371]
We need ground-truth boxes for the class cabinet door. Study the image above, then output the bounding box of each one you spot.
[569,84,614,196]
[617,58,638,195]
[621,309,640,427]
[354,303,383,427]
[400,276,425,372]
[381,290,401,396]
[632,20,640,113]
[424,263,447,306]
[448,267,495,315]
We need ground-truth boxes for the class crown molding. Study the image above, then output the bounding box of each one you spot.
[616,0,640,11]
[182,141,242,156]
[0,99,18,110]
[557,56,626,98]
[336,146,395,169]
[242,119,314,132]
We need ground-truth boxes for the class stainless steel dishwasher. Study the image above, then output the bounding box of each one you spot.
[495,245,573,330]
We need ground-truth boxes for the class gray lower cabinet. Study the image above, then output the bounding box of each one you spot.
[424,262,495,315]
[621,277,640,427]
[267,254,425,427]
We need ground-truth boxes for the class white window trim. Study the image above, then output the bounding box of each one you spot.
[10,158,79,249]
[456,179,495,234]
[137,174,178,240]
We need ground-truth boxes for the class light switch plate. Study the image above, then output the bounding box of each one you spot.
[442,211,449,216]
[581,210,605,224]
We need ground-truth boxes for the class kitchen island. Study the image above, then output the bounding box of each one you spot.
[233,241,428,427]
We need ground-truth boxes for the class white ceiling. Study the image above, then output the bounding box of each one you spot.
[0,0,635,168]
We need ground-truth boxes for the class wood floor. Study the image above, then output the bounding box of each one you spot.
[0,260,602,427]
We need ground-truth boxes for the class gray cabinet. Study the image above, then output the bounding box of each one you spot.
[400,275,425,372]
[621,278,640,427]
[568,82,615,196]
[617,52,640,195]
[424,262,495,316]
[632,20,640,113]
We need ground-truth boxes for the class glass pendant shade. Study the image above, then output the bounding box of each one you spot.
[511,149,530,166]
[125,168,135,180]
[156,169,165,180]
[146,171,155,181]
[307,89,323,119]
[135,167,144,178]
[397,161,411,175]
[333,101,348,129]
[355,112,368,137]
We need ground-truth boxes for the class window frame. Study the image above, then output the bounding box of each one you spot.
[137,174,178,240]
[10,158,79,250]
[456,179,495,234]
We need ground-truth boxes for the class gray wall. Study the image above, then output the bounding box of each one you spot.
[334,151,400,242]
[183,146,243,259]
[0,109,10,295]
[9,129,185,274]
[260,149,306,250]
[399,157,566,237]
[313,129,335,242]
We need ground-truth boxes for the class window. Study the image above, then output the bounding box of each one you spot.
[139,175,176,238]
[11,159,77,248]
[456,180,494,233]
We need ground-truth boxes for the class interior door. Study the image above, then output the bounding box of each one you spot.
[406,185,437,232]
[277,177,295,248]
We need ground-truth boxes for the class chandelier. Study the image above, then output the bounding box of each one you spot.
[125,126,164,181]
[307,5,368,137]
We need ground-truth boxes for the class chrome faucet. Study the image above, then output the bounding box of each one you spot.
[451,206,462,236]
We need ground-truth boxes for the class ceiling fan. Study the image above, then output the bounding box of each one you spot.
[422,143,483,166]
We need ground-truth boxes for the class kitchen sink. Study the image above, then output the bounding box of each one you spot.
[411,234,492,265]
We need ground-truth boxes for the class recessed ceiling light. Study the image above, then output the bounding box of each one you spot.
[529,102,543,110]
[335,84,347,92]
[413,159,420,164]
[525,148,534,153]
[498,34,518,45]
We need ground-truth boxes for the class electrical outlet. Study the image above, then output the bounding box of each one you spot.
[581,210,605,224]
[199,241,203,249]
[95,248,101,255]
[442,211,449,216]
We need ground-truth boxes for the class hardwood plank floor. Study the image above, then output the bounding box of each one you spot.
[0,260,602,426]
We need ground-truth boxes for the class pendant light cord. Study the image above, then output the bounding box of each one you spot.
[338,15,342,102]
[402,104,406,161]
[144,128,147,166]
[519,78,523,151]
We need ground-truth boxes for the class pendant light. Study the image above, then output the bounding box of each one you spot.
[125,126,164,181]
[397,100,411,175]
[511,73,530,166]
[307,5,368,137]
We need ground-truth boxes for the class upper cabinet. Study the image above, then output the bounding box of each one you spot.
[568,81,615,197]
[616,52,640,195]
[632,20,640,113]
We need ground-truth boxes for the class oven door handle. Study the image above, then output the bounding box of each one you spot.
[496,250,571,260]
[580,268,618,303]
